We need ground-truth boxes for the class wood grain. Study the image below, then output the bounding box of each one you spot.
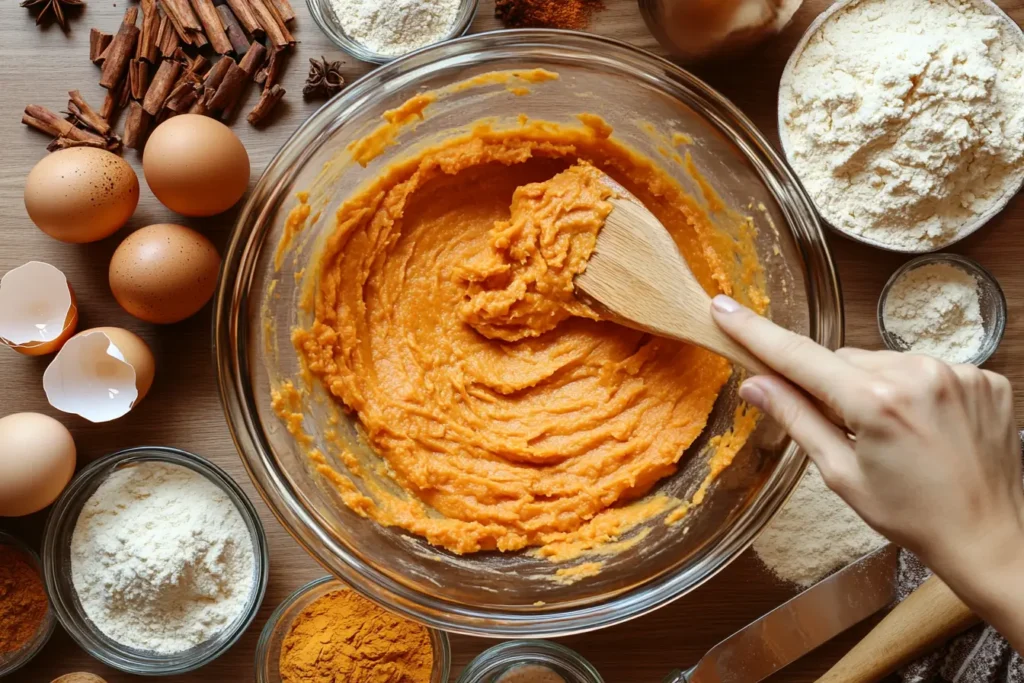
[1,1,1022,682]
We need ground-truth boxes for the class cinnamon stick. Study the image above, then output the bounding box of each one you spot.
[255,45,283,87]
[262,0,293,40]
[225,0,261,35]
[164,82,200,112]
[119,75,133,108]
[216,4,250,55]
[189,0,232,54]
[213,41,266,119]
[269,0,295,23]
[143,59,182,115]
[100,78,129,122]
[248,83,284,125]
[23,105,107,145]
[67,90,110,135]
[90,29,113,63]
[123,101,152,149]
[248,0,291,47]
[100,7,141,89]
[160,0,208,48]
[48,136,112,152]
[138,0,161,62]
[130,59,151,101]
[202,55,235,94]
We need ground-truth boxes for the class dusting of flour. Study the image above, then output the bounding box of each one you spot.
[780,0,1024,250]
[754,465,887,587]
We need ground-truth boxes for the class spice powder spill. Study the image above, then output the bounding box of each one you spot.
[495,0,605,29]
[0,544,48,654]
[279,589,432,683]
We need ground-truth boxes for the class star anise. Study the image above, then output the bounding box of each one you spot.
[303,56,345,100]
[21,0,84,30]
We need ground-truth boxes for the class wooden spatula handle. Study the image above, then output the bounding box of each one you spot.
[816,575,980,683]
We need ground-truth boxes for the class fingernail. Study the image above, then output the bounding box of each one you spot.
[712,295,741,314]
[739,378,768,410]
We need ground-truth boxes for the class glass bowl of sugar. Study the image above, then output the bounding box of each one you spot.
[877,253,1007,366]
[307,0,479,64]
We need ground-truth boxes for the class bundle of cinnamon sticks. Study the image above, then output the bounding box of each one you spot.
[23,0,294,153]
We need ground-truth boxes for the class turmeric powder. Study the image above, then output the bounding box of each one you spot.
[279,588,433,683]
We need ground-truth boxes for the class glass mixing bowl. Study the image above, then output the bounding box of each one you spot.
[215,30,842,638]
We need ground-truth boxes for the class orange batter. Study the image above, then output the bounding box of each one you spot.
[293,114,760,555]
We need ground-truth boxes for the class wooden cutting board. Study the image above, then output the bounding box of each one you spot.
[0,0,1021,681]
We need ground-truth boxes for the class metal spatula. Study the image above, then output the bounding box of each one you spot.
[663,545,900,683]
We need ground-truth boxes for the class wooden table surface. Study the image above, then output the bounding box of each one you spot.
[2,0,1022,681]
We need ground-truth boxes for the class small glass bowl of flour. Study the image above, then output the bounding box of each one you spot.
[878,254,1006,366]
[308,0,479,64]
[41,447,269,675]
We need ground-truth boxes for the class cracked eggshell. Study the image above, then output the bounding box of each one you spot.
[0,261,78,356]
[24,148,139,243]
[43,327,155,423]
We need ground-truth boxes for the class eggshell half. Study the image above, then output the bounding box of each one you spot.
[143,114,250,217]
[24,148,139,243]
[0,412,76,517]
[43,327,155,422]
[0,261,78,356]
[109,223,222,324]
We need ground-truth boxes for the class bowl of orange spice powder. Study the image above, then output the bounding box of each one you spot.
[0,531,56,677]
[255,576,451,683]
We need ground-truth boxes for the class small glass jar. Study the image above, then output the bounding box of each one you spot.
[458,641,604,683]
[877,253,1007,366]
[0,532,56,677]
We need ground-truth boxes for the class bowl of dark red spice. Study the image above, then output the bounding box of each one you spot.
[254,576,451,683]
[0,532,56,677]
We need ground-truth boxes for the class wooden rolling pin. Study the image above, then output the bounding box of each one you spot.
[816,575,981,683]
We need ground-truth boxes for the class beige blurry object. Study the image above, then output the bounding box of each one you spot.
[639,0,803,62]
[109,224,222,324]
[52,675,108,683]
[143,114,250,217]
[0,412,76,517]
[23,148,139,243]
[574,173,771,376]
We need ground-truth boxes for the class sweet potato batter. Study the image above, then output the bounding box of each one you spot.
[293,113,758,555]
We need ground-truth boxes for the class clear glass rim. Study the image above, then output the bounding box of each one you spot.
[0,531,56,677]
[877,253,1007,366]
[41,446,270,675]
[305,0,479,64]
[255,575,452,683]
[457,640,604,683]
[214,29,843,637]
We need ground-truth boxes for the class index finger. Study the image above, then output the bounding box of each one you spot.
[711,295,866,410]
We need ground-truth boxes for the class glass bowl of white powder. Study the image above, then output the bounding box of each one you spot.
[41,447,270,675]
[307,0,479,64]
[878,253,1007,366]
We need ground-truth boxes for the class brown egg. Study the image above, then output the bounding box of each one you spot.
[0,412,76,517]
[109,224,222,324]
[143,115,250,217]
[24,148,139,243]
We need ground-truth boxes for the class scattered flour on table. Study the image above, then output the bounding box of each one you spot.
[71,462,255,654]
[882,262,985,363]
[327,0,461,56]
[779,0,1024,250]
[754,465,887,587]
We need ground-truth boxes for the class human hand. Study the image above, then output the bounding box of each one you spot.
[709,295,1024,585]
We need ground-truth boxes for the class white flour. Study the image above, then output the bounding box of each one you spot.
[328,0,460,56]
[71,462,255,654]
[780,0,1024,250]
[754,465,887,587]
[882,262,985,363]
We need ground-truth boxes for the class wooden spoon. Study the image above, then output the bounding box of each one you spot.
[574,173,772,376]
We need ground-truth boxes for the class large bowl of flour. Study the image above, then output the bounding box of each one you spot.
[779,0,1024,253]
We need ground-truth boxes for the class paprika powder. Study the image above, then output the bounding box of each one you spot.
[0,543,48,653]
[495,0,604,29]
